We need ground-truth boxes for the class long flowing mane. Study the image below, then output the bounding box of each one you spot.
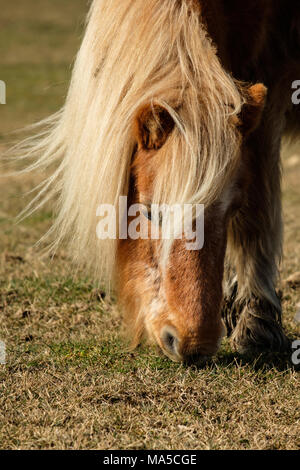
[12,0,243,286]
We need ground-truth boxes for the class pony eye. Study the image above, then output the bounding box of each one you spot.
[143,208,152,221]
[143,206,163,225]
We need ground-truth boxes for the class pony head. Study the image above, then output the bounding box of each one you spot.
[18,0,267,363]
[118,81,266,363]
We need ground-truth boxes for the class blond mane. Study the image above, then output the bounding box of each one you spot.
[10,0,243,286]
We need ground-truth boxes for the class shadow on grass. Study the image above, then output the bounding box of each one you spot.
[213,349,298,373]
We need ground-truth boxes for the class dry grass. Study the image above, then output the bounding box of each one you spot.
[0,0,299,450]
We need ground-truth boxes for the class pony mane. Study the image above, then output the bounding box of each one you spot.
[9,0,243,286]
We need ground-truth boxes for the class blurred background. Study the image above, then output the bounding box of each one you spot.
[0,0,87,136]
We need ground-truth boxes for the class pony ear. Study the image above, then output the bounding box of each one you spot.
[239,83,267,136]
[134,104,175,150]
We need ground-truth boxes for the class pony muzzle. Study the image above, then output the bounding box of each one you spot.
[159,324,223,364]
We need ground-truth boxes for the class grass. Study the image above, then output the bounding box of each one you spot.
[0,0,299,450]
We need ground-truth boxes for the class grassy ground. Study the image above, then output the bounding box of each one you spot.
[0,0,299,450]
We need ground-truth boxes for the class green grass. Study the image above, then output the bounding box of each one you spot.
[0,64,69,133]
[1,276,97,305]
[0,0,85,134]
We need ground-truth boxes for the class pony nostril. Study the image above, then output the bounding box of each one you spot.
[161,326,179,357]
[165,332,176,349]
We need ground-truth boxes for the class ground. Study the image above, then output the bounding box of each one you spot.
[0,0,299,450]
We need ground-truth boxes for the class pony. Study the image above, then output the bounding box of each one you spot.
[11,0,300,363]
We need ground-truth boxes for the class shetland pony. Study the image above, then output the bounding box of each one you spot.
[12,0,300,362]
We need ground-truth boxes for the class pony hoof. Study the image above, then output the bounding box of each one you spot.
[230,298,291,354]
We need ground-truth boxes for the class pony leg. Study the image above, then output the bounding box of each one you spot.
[223,286,289,354]
[223,107,290,353]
